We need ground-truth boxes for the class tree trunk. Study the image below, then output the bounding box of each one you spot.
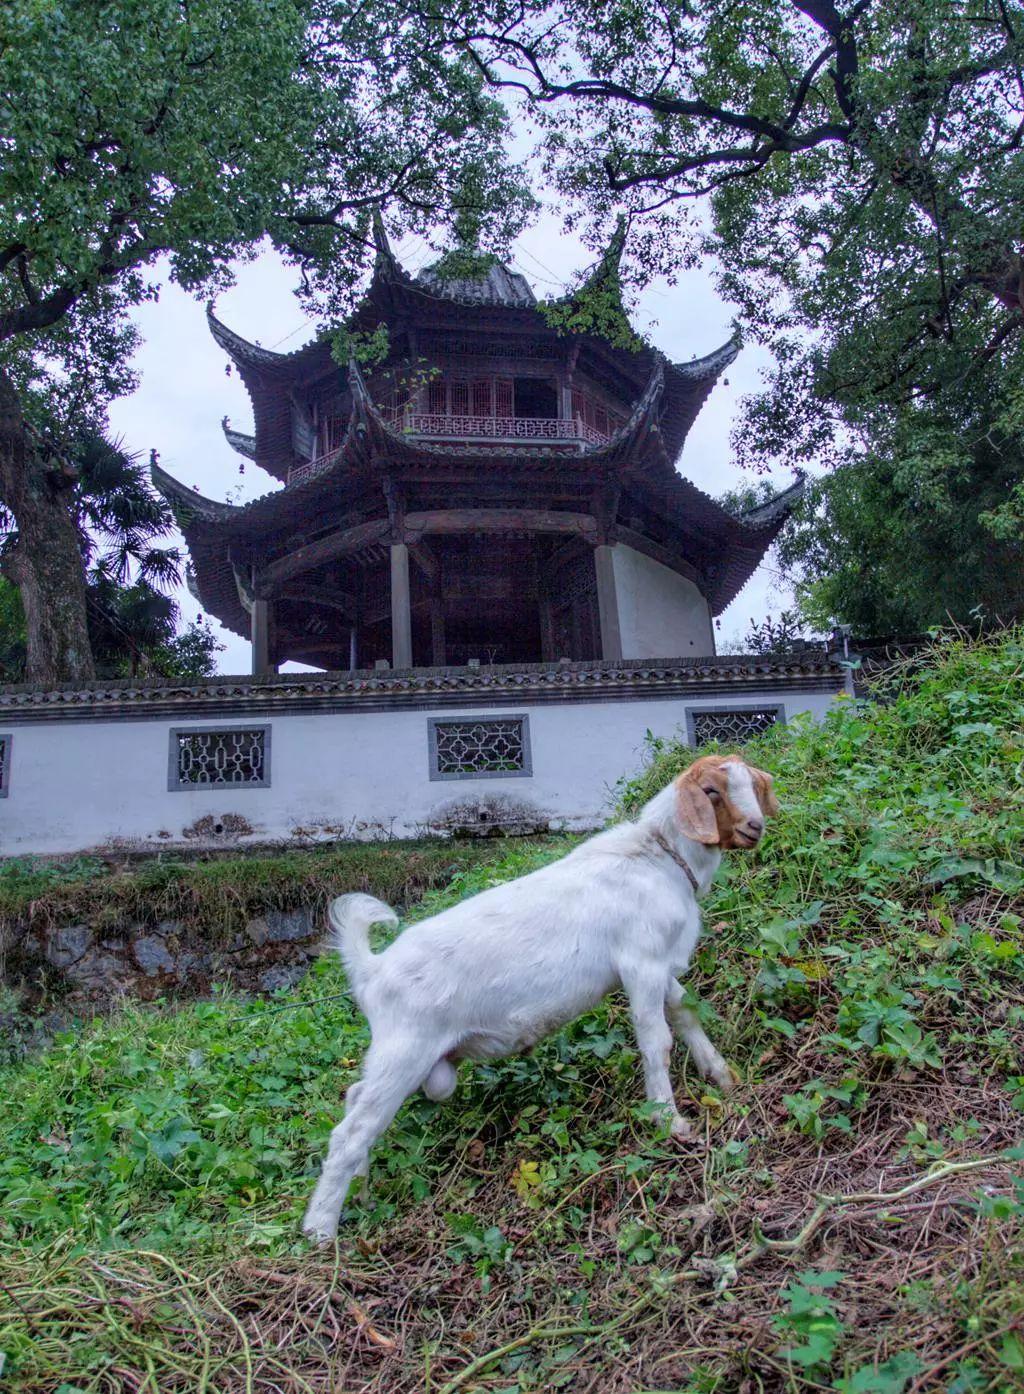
[0,368,95,684]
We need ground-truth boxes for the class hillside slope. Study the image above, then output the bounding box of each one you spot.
[1,631,1022,1392]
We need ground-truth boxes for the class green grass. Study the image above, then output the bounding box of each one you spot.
[0,631,1022,1392]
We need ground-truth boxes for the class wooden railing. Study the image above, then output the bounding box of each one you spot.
[288,449,340,485]
[398,414,609,446]
[287,416,610,483]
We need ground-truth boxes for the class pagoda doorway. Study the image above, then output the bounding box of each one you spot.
[405,536,601,669]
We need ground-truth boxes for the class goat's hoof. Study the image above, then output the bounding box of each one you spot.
[668,1112,694,1139]
[709,1063,741,1094]
[302,1214,340,1245]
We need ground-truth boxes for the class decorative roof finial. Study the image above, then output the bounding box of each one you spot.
[371,206,401,280]
[547,215,639,349]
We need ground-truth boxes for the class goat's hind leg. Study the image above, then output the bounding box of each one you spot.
[665,979,738,1093]
[303,1042,424,1243]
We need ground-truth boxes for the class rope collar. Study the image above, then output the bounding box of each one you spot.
[650,829,701,895]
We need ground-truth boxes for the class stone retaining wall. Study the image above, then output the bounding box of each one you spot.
[8,907,324,1001]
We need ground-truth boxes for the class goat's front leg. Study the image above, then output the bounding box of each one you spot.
[665,979,738,1094]
[621,964,692,1138]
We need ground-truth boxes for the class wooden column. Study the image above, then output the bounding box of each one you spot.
[533,545,557,661]
[429,595,446,667]
[251,598,275,675]
[390,542,413,669]
[593,544,622,662]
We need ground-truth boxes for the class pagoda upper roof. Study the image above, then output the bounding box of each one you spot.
[206,296,738,485]
[205,213,743,481]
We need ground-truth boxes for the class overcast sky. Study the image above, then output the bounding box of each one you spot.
[107,201,801,673]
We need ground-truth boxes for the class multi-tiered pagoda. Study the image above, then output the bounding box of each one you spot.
[154,224,801,674]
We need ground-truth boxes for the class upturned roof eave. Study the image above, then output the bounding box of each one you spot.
[221,418,256,460]
[151,460,243,527]
[739,474,807,527]
[658,334,740,463]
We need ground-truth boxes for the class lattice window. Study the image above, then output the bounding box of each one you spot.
[169,726,270,790]
[429,715,531,780]
[427,378,446,414]
[495,378,513,417]
[555,552,597,604]
[472,378,492,416]
[687,708,783,747]
[0,734,10,798]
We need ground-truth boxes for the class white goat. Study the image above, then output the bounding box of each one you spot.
[303,753,778,1241]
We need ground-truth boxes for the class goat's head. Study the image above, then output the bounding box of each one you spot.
[673,754,779,851]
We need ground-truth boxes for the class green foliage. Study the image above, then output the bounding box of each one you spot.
[0,0,532,373]
[740,608,815,657]
[1,633,1022,1389]
[434,2,1024,630]
[538,275,645,353]
[0,578,26,680]
[780,444,1024,635]
[774,1270,847,1372]
[1,430,218,679]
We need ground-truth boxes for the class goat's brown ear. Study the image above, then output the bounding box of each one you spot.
[675,776,720,844]
[750,766,780,817]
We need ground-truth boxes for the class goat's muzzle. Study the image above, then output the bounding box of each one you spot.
[730,816,765,849]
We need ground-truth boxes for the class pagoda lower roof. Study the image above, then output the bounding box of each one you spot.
[154,360,802,640]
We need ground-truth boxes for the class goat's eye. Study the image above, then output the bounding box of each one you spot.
[703,788,721,801]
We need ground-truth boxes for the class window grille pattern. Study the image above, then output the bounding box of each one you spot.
[0,735,10,797]
[429,716,531,779]
[689,708,781,747]
[170,727,269,789]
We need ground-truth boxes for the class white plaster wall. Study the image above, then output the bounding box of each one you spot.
[0,688,840,857]
[611,545,715,659]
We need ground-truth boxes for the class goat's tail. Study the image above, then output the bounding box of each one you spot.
[326,893,398,996]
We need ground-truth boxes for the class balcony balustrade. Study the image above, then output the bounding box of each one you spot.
[288,414,611,483]
[397,413,608,446]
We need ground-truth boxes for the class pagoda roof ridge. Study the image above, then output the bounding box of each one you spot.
[207,302,332,373]
[585,359,666,466]
[548,216,631,323]
[371,207,406,283]
[413,257,536,308]
[208,302,285,369]
[221,417,255,460]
